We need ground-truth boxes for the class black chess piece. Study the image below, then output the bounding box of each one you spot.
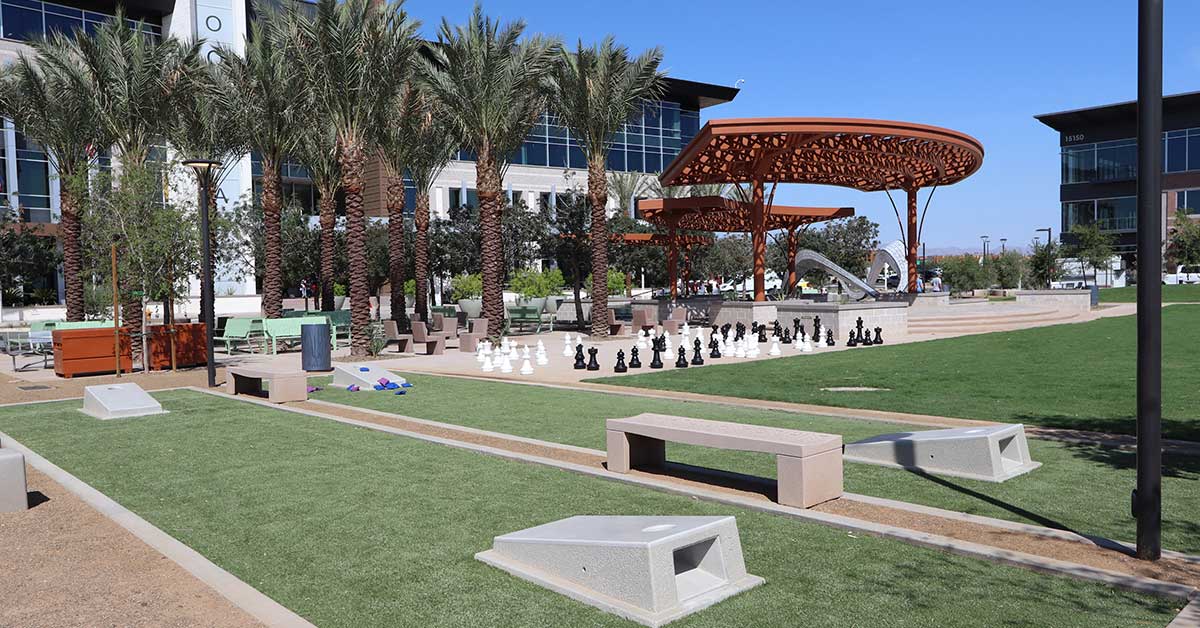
[691,338,705,365]
[629,346,642,368]
[855,317,866,345]
[675,346,689,368]
[573,344,586,369]
[721,323,731,341]
[649,337,664,369]
[772,320,781,338]
[781,328,792,344]
[735,322,746,341]
[756,326,767,343]
[873,327,884,345]
[847,330,858,347]
[798,327,807,344]
[614,349,627,373]
[586,347,600,371]
[709,336,721,359]
[792,318,801,340]
[825,328,835,346]
[750,321,759,335]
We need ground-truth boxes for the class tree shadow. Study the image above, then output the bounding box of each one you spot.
[1053,440,1200,480]
[1011,411,1200,444]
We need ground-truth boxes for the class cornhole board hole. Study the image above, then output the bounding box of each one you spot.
[476,515,763,627]
[0,448,28,513]
[332,364,407,389]
[843,423,1040,482]
[80,383,167,420]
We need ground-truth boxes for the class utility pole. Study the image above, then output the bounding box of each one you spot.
[1134,0,1163,561]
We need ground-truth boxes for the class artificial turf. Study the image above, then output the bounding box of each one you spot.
[1100,284,1200,303]
[0,390,1178,627]
[586,305,1200,441]
[310,372,1200,554]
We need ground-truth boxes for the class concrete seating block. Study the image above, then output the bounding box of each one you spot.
[226,366,308,403]
[843,423,1040,482]
[81,383,167,420]
[0,448,28,513]
[607,414,842,508]
[332,363,407,389]
[476,515,763,627]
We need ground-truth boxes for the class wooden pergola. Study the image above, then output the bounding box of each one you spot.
[637,195,853,299]
[615,232,714,298]
[658,118,984,298]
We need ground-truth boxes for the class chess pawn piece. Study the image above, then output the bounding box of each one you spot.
[500,355,513,373]
[874,327,884,345]
[750,321,759,335]
[769,340,781,356]
[734,340,746,358]
[536,339,546,354]
[519,359,534,375]
[675,346,689,368]
[536,350,549,366]
[748,341,760,358]
[781,328,792,344]
[629,346,642,368]
[801,337,813,353]
[709,336,721,359]
[664,333,673,353]
[586,347,601,371]
[481,354,495,372]
[573,344,587,369]
[476,344,487,363]
[847,330,858,347]
[637,330,649,349]
[562,336,573,357]
[614,350,628,373]
[757,326,768,344]
[522,345,531,359]
[649,337,664,369]
[691,338,705,365]
[825,328,834,346]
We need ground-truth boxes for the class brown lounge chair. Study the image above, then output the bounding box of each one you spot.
[383,320,413,353]
[458,317,488,353]
[608,309,630,336]
[411,321,452,355]
[661,307,688,335]
[632,309,658,333]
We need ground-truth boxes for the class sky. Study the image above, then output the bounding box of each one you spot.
[403,0,1200,252]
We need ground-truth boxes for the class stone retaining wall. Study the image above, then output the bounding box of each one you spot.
[1014,290,1092,312]
[775,300,909,343]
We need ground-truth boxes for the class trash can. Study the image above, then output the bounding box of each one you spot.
[301,323,332,372]
[1090,285,1100,307]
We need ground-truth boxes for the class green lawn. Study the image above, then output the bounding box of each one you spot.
[311,372,1200,554]
[1100,284,1200,302]
[0,391,1176,627]
[588,305,1200,441]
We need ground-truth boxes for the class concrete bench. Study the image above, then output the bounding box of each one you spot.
[606,413,842,508]
[0,447,28,513]
[226,366,308,403]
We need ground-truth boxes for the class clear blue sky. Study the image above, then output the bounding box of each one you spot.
[404,0,1200,252]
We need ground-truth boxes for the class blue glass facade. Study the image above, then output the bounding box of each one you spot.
[0,0,161,42]
[458,100,700,174]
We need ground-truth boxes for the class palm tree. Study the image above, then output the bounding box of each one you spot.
[607,170,648,219]
[295,121,341,312]
[2,36,109,321]
[216,8,304,319]
[375,86,421,330]
[549,37,665,336]
[39,10,202,351]
[292,0,420,356]
[402,95,459,323]
[420,5,558,337]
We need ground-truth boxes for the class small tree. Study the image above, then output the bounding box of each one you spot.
[694,235,753,297]
[1168,209,1200,268]
[1027,239,1064,289]
[546,192,591,330]
[0,207,61,307]
[993,251,1027,289]
[1067,223,1115,286]
[939,254,990,294]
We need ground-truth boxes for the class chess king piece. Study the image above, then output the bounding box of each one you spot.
[629,346,642,368]
[691,338,705,365]
[675,346,689,368]
[812,316,822,340]
[874,327,884,345]
[781,328,792,344]
[847,330,858,347]
[586,347,601,371]
[855,316,866,345]
[649,336,664,369]
[709,336,721,359]
[573,344,586,370]
[826,328,835,346]
[614,349,628,373]
[792,318,801,341]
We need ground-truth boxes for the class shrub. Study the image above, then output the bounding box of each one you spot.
[993,251,1027,289]
[510,268,565,300]
[450,273,482,301]
[585,269,627,296]
[403,278,415,297]
[939,254,990,293]
[333,282,347,297]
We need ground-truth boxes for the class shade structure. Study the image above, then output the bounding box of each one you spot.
[616,232,715,299]
[659,118,984,296]
[637,196,853,298]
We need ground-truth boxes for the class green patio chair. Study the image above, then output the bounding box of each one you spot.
[214,317,263,354]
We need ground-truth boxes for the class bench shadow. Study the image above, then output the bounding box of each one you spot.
[604,460,778,502]
[27,491,49,509]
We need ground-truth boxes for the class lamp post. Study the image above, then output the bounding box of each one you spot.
[183,158,221,388]
[1134,0,1162,561]
[1036,227,1052,248]
[1000,238,1007,253]
[980,235,989,259]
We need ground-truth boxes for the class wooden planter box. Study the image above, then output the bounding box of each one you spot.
[147,323,208,370]
[52,327,132,378]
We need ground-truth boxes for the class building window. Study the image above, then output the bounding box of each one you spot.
[1094,139,1136,181]
[449,187,477,210]
[14,131,51,222]
[1,0,162,42]
[1177,190,1200,215]
[1095,196,1136,232]
[1062,200,1095,233]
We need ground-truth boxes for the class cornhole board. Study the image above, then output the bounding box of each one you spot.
[80,383,167,420]
[476,515,763,627]
[843,423,1040,482]
[332,364,407,389]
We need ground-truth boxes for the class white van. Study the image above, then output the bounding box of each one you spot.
[1164,265,1200,285]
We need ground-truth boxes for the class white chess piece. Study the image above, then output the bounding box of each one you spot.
[749,342,761,358]
[637,331,648,349]
[522,345,531,360]
[664,334,672,353]
[519,359,533,375]
[500,355,513,373]
[536,339,546,354]
[481,355,494,372]
[801,338,813,353]
[536,351,548,366]
[769,340,781,356]
[476,344,486,363]
[562,337,573,357]
[734,341,746,358]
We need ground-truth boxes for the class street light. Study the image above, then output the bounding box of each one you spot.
[183,158,221,388]
[1036,227,1052,248]
[980,235,990,259]
[1000,238,1007,253]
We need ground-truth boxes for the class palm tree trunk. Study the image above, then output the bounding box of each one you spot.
[414,190,431,323]
[475,146,504,338]
[339,138,370,356]
[261,157,284,319]
[386,176,409,330]
[587,160,609,337]
[318,189,337,311]
[60,181,85,321]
